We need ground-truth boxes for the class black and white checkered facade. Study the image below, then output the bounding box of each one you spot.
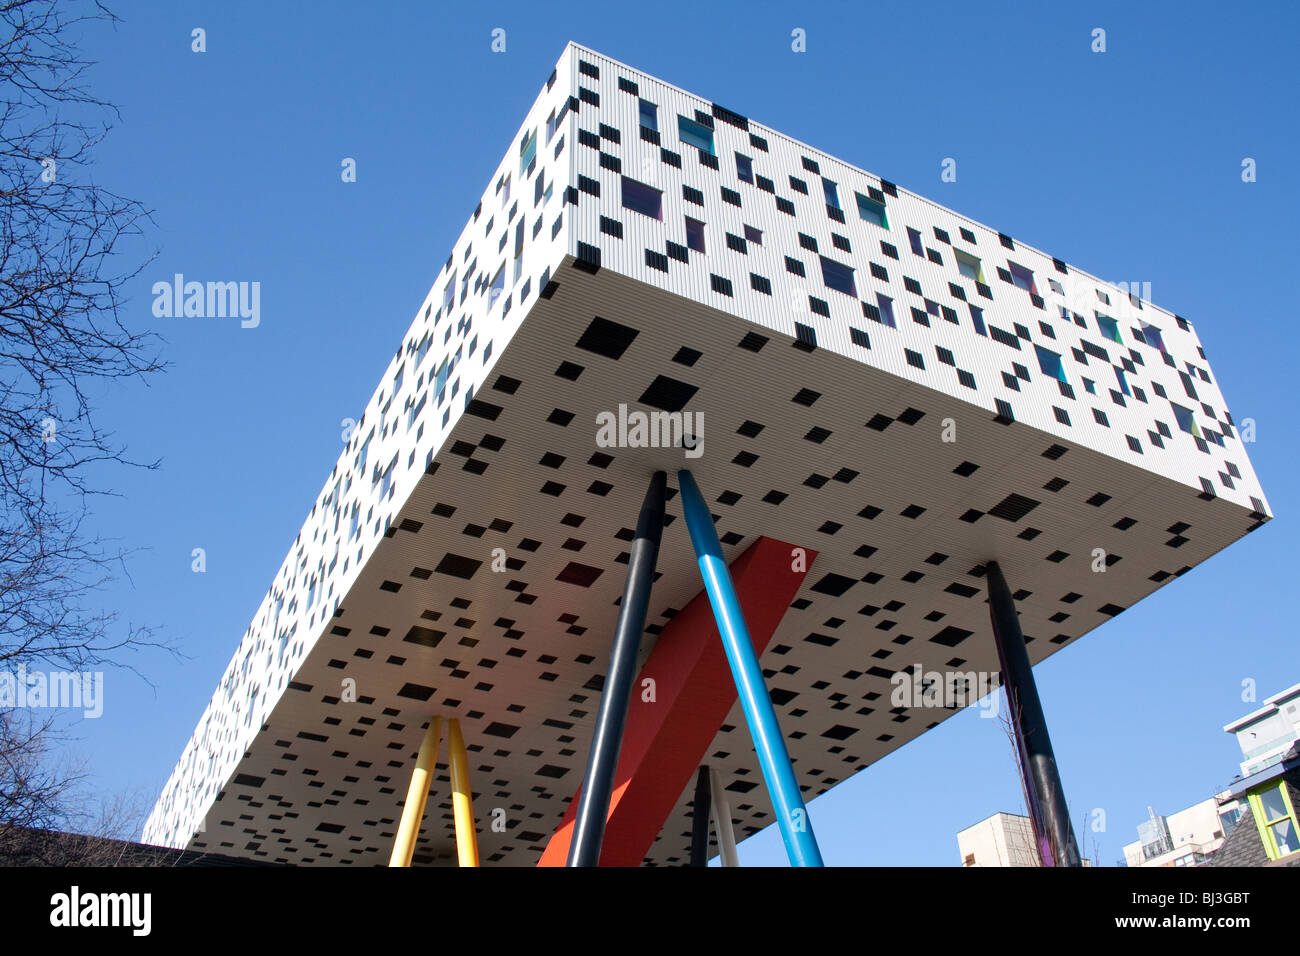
[144,43,1270,864]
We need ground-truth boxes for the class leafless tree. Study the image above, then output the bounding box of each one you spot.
[1,0,166,843]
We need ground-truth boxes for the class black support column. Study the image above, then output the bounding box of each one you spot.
[567,471,667,867]
[689,765,711,867]
[986,561,1082,867]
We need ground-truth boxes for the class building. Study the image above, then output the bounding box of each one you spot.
[143,42,1271,866]
[958,812,1038,867]
[1225,682,1300,777]
[1121,800,1230,868]
[1208,743,1300,866]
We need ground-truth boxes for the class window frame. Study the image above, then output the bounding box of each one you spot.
[685,216,706,253]
[819,255,856,297]
[823,178,840,209]
[855,192,889,229]
[735,152,754,184]
[1096,312,1123,344]
[1248,782,1300,860]
[519,128,537,175]
[954,249,985,284]
[639,98,659,132]
[677,115,715,155]
[1008,261,1038,295]
[620,175,664,220]
[876,293,896,328]
[1034,344,1068,383]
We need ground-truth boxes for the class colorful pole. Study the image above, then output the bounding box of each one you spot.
[708,767,739,867]
[389,716,442,867]
[689,765,711,867]
[986,561,1081,867]
[677,469,823,867]
[447,717,480,867]
[568,471,667,866]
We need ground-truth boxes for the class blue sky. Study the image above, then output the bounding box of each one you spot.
[49,0,1297,865]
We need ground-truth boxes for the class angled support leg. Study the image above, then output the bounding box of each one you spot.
[389,716,442,867]
[986,560,1081,867]
[708,766,739,867]
[678,469,824,868]
[537,536,813,867]
[567,471,667,866]
[447,717,479,867]
[689,765,711,867]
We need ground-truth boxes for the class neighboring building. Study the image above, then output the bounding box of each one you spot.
[143,43,1271,866]
[1225,682,1300,777]
[1122,800,1230,868]
[1208,743,1300,867]
[958,812,1038,867]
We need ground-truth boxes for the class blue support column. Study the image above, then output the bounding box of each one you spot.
[677,469,824,867]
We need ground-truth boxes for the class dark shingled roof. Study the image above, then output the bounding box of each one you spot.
[1206,768,1300,867]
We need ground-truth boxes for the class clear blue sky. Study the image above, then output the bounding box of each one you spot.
[56,0,1298,865]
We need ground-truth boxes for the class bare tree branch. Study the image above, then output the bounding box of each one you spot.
[1,0,169,841]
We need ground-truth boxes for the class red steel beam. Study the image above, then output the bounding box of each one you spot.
[537,535,815,866]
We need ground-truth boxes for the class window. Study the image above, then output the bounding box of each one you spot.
[416,334,431,367]
[1008,261,1037,294]
[677,115,715,155]
[969,305,987,336]
[513,220,525,283]
[856,193,888,228]
[442,275,455,314]
[488,265,505,308]
[1141,323,1168,353]
[520,128,537,174]
[545,109,559,143]
[1171,402,1202,437]
[744,224,763,245]
[735,152,754,184]
[906,227,923,255]
[823,179,840,209]
[1034,345,1067,383]
[1096,313,1122,343]
[501,174,511,205]
[877,293,896,328]
[639,98,658,132]
[685,217,706,253]
[1082,377,1096,395]
[1250,783,1300,860]
[434,358,450,398]
[820,256,856,296]
[621,175,663,220]
[1115,366,1131,396]
[1048,277,1065,295]
[954,250,985,283]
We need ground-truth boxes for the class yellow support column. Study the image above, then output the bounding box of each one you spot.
[447,717,480,867]
[388,716,442,867]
